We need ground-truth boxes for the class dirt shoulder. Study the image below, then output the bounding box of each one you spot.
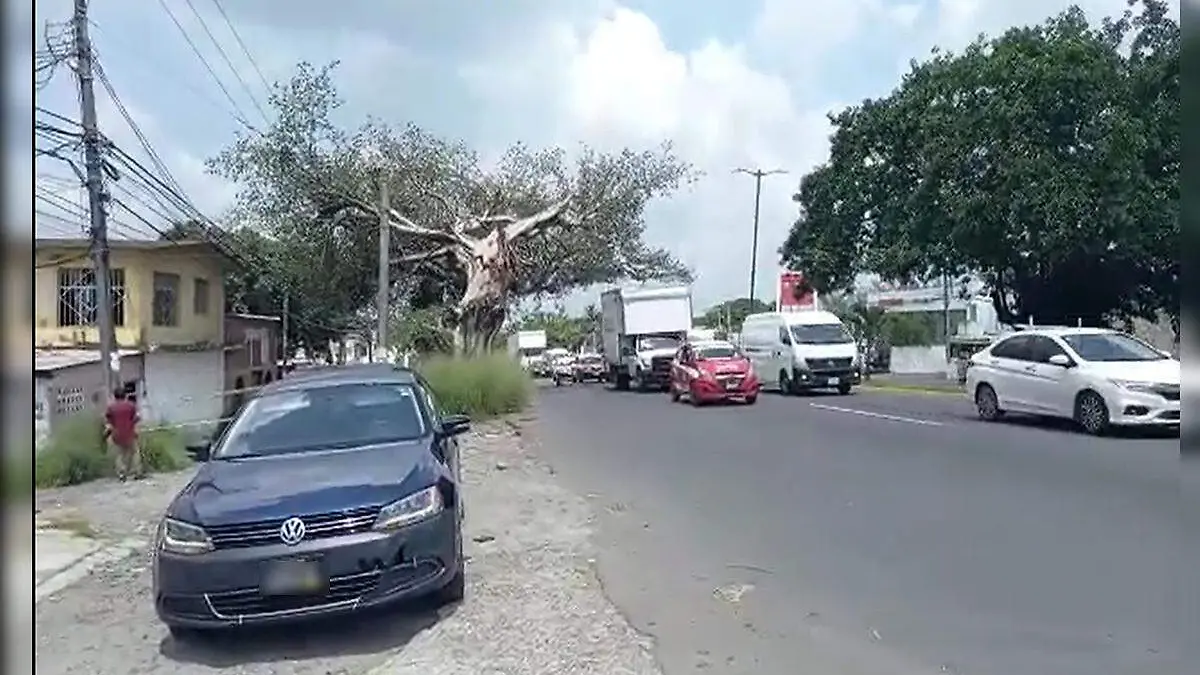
[33,414,663,675]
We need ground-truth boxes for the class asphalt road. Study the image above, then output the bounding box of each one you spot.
[535,383,1193,675]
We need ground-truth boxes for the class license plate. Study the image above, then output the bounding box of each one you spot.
[261,559,327,596]
[725,380,740,390]
[827,377,840,386]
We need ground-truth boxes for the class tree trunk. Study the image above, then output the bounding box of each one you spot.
[453,228,516,356]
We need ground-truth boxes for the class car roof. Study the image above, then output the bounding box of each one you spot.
[260,364,418,395]
[999,327,1118,339]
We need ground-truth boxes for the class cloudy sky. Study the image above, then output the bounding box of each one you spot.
[21,0,1143,309]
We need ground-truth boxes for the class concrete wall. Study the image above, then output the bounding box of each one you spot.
[223,314,282,418]
[34,242,225,350]
[888,345,949,375]
[40,353,145,430]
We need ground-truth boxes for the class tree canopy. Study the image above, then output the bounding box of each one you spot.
[205,62,695,352]
[780,0,1178,329]
[695,298,773,333]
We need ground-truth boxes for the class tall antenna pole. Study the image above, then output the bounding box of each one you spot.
[73,0,118,394]
[733,168,787,306]
[376,175,391,362]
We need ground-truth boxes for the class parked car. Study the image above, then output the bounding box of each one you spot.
[965,327,1180,435]
[669,340,760,406]
[551,355,577,386]
[573,353,606,383]
[153,365,469,640]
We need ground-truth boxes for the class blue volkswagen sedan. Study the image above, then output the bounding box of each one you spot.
[153,366,469,640]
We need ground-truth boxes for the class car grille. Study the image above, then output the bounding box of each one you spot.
[650,356,673,374]
[206,569,383,617]
[808,357,853,372]
[1155,385,1180,401]
[206,506,381,550]
[717,375,744,388]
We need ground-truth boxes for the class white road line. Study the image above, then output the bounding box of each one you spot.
[808,403,945,427]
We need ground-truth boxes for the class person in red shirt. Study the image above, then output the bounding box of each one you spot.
[105,387,142,480]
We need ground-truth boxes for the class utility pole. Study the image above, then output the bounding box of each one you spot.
[73,0,118,395]
[942,270,952,361]
[376,176,390,363]
[280,293,289,372]
[733,168,787,306]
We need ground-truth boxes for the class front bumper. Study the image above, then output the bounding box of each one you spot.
[691,376,761,402]
[154,509,459,628]
[793,368,862,389]
[1106,389,1180,427]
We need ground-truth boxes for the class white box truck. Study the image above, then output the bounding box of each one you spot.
[507,330,548,374]
[601,285,693,391]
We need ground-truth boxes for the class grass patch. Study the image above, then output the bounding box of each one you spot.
[420,352,532,419]
[33,413,191,490]
[38,512,96,538]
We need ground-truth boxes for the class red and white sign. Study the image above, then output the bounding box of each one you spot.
[777,270,817,312]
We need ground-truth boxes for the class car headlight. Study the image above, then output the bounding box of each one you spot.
[1111,380,1160,394]
[372,486,444,532]
[158,518,214,555]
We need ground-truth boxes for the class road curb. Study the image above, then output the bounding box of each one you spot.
[859,383,965,396]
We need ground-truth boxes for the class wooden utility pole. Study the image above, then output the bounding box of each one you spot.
[376,176,390,362]
[280,293,289,372]
[733,168,787,306]
[73,0,118,394]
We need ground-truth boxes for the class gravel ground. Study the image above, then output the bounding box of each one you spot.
[34,415,663,675]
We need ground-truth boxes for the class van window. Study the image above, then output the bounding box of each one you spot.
[789,323,853,345]
[778,327,792,344]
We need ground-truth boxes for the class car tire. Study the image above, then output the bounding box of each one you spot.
[669,386,680,402]
[974,383,1004,421]
[433,564,466,606]
[745,395,758,405]
[836,383,853,395]
[1074,390,1110,436]
[778,369,792,395]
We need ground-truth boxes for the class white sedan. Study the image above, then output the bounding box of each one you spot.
[964,327,1180,436]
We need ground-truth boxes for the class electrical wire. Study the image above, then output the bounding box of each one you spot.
[182,0,269,123]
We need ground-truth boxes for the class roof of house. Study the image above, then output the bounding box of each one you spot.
[35,348,142,373]
[35,237,218,252]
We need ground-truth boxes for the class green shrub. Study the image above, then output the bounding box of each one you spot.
[33,413,191,489]
[420,352,532,419]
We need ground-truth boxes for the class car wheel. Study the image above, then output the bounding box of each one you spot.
[1074,390,1110,436]
[745,395,758,405]
[669,385,680,402]
[778,369,792,395]
[837,383,853,395]
[433,563,466,606]
[974,383,1003,421]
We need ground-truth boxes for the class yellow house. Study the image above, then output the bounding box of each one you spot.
[34,238,226,350]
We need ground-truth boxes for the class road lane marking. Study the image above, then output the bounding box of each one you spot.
[808,403,945,427]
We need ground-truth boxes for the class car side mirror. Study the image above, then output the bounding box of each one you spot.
[1047,354,1073,368]
[186,441,212,462]
[439,414,471,437]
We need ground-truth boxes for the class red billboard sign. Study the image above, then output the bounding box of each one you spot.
[777,270,817,311]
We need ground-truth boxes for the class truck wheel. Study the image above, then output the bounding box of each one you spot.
[778,370,792,395]
[837,382,853,395]
[614,369,630,391]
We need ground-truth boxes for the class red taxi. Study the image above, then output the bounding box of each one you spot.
[669,340,760,405]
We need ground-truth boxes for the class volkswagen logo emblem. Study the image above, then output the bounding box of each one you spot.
[279,517,306,546]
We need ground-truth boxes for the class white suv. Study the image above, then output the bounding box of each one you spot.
[965,327,1180,435]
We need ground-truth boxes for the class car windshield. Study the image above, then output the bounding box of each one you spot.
[790,323,853,345]
[638,336,679,351]
[214,383,427,459]
[1062,333,1168,363]
[696,345,738,360]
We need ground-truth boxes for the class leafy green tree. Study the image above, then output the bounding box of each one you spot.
[781,0,1178,328]
[207,62,694,355]
[697,298,773,333]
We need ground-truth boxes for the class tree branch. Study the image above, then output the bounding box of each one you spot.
[391,246,454,265]
[502,197,574,241]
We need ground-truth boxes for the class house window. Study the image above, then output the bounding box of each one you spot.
[193,278,210,315]
[152,272,181,326]
[55,267,126,327]
[248,336,264,367]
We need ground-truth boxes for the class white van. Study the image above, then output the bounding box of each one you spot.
[740,311,861,394]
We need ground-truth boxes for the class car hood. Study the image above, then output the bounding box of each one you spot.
[697,358,751,375]
[1085,359,1180,385]
[170,439,444,527]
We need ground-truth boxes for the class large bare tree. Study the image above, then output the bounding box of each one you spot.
[209,62,694,354]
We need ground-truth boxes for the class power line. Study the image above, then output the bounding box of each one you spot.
[208,0,273,93]
[182,0,269,122]
[154,0,256,130]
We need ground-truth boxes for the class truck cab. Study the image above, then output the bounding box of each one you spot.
[601,286,693,391]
